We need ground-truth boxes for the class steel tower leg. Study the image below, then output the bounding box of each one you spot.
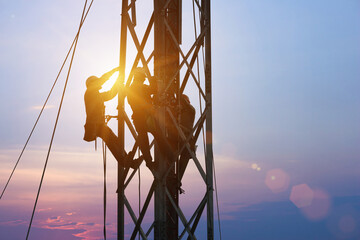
[154,1,168,239]
[203,0,214,238]
[118,0,128,239]
[154,0,182,239]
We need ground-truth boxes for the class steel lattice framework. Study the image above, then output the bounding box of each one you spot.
[116,0,213,239]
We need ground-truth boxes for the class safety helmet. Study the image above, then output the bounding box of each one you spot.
[133,67,147,82]
[86,76,102,88]
[181,94,191,104]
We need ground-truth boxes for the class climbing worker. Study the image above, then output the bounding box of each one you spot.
[177,94,196,180]
[127,68,176,169]
[126,68,156,169]
[83,67,142,169]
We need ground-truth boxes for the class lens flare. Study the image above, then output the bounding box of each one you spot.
[290,184,314,208]
[265,169,290,193]
[301,189,331,221]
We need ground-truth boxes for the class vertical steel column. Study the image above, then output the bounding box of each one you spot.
[203,0,214,239]
[154,0,167,239]
[118,0,128,239]
[164,1,181,239]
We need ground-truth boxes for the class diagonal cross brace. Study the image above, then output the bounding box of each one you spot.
[125,13,155,87]
[126,0,137,12]
[161,105,209,182]
[165,188,197,240]
[130,182,156,240]
[126,13,153,83]
[166,107,207,182]
[164,18,207,100]
[179,193,207,239]
[121,109,138,139]
[163,24,209,97]
[146,221,155,236]
[124,196,148,239]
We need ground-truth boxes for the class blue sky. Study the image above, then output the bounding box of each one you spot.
[0,0,360,239]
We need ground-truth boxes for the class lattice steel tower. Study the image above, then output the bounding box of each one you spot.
[116,0,213,239]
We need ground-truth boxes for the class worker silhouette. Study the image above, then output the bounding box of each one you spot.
[127,68,156,168]
[83,67,141,169]
[127,68,175,169]
[176,94,196,180]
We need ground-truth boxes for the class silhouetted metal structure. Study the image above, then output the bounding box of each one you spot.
[116,0,213,239]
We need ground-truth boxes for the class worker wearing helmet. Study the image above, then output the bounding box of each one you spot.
[177,94,196,180]
[127,67,176,170]
[84,67,141,169]
[127,68,156,169]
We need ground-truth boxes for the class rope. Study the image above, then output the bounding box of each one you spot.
[102,140,107,240]
[213,160,222,240]
[0,0,95,201]
[25,1,92,238]
[191,0,206,153]
[138,149,141,240]
[192,1,222,239]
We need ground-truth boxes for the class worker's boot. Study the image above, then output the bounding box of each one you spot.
[128,156,144,169]
[145,157,155,171]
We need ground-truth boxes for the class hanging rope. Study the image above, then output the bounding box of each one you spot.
[102,140,107,240]
[192,0,206,153]
[138,149,141,240]
[192,1,222,239]
[213,159,222,239]
[0,0,95,201]
[25,1,93,239]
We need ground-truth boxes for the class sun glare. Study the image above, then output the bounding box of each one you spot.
[100,72,119,92]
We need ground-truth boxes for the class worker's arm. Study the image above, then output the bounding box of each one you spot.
[100,67,120,80]
[100,67,121,101]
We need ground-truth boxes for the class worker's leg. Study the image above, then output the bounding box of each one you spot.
[149,117,176,162]
[178,128,196,180]
[132,115,176,167]
[97,125,126,161]
[178,139,196,180]
[97,125,143,169]
[133,119,153,166]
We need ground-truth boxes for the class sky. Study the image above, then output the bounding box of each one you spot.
[0,0,360,239]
